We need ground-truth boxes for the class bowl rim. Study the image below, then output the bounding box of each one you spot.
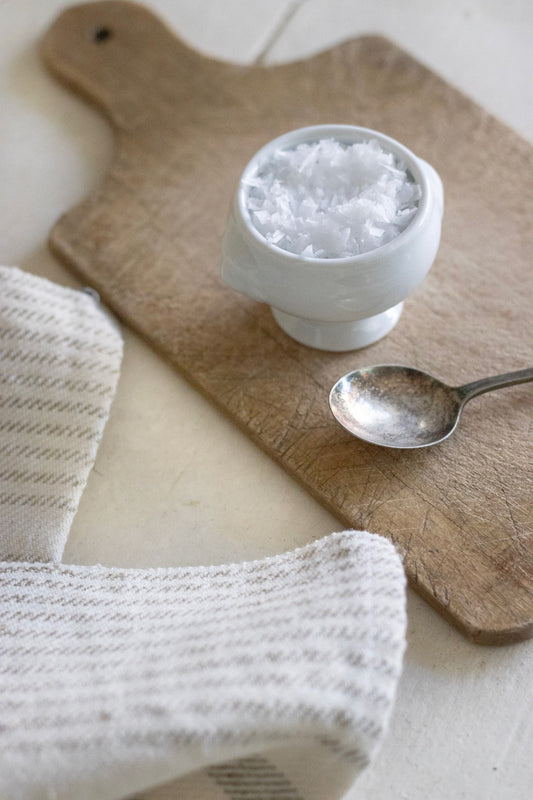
[236,123,432,266]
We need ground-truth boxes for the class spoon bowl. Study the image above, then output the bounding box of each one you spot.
[329,364,533,449]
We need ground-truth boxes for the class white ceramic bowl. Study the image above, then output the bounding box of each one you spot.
[220,124,444,351]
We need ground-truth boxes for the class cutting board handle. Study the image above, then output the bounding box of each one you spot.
[40,0,208,129]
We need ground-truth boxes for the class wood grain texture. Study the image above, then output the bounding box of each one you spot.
[41,1,533,644]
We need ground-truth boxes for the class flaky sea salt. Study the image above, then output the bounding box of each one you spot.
[244,138,421,259]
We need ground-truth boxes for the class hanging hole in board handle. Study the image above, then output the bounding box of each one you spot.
[93,26,113,43]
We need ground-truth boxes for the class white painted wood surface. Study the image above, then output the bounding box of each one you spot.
[1,2,532,798]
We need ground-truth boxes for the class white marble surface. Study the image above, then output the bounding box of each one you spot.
[1,2,532,799]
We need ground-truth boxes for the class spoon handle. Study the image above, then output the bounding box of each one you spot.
[457,366,533,402]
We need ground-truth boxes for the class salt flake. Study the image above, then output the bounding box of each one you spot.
[246,138,420,258]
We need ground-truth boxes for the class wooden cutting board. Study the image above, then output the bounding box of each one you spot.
[41,1,533,644]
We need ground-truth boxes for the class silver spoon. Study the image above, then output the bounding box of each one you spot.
[329,364,533,449]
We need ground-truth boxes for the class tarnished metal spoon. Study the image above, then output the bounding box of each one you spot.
[329,364,533,449]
